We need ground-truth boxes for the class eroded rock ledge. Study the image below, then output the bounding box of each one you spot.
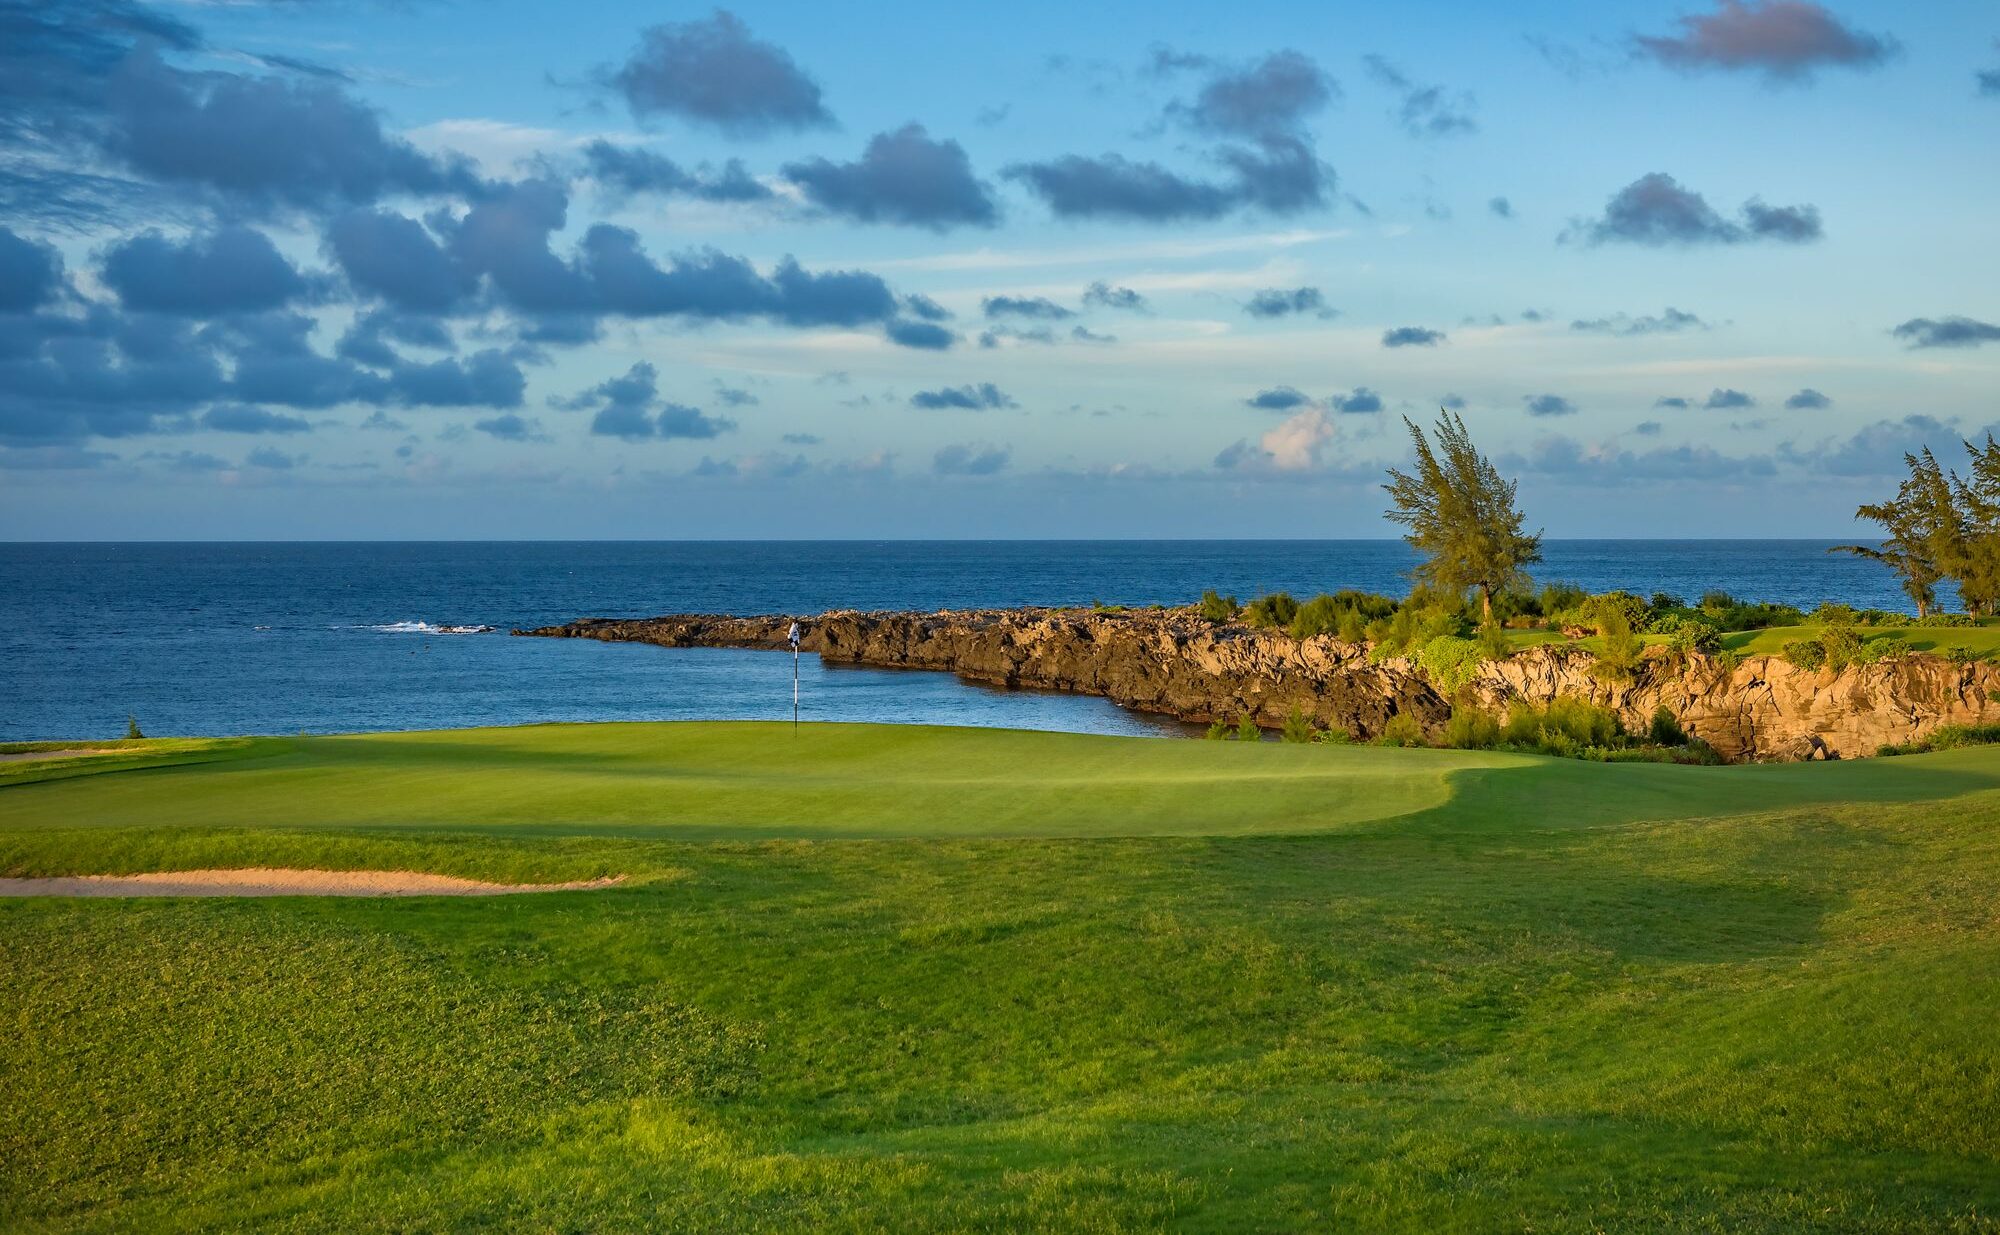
[514,608,2000,761]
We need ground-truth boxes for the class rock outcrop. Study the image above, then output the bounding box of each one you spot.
[515,608,2000,761]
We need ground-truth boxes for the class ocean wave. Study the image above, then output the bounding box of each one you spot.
[357,621,495,635]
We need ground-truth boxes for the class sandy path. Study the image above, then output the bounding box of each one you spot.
[0,868,626,898]
[0,749,116,764]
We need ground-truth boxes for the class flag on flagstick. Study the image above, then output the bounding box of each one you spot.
[788,621,802,733]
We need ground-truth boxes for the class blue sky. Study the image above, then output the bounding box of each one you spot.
[2,0,1996,538]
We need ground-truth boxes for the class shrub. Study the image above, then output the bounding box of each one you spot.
[1915,613,1976,628]
[1235,715,1262,741]
[1537,581,1589,617]
[1319,725,1354,744]
[1416,635,1487,694]
[1204,721,1231,740]
[1945,646,1989,665]
[1502,697,1624,754]
[1812,602,1858,626]
[1243,592,1299,629]
[1476,621,1511,661]
[1442,707,1501,749]
[1782,637,1827,671]
[1647,705,1688,746]
[1197,590,1240,623]
[1660,617,1721,662]
[125,715,144,740]
[1650,591,1685,612]
[1375,713,1426,747]
[1879,723,2000,755]
[1590,607,1645,683]
[1698,590,1738,612]
[1282,590,1400,641]
[1822,622,1862,670]
[1280,707,1319,744]
[1336,610,1369,642]
[1855,635,1914,663]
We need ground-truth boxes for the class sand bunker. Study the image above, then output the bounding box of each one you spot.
[0,749,117,764]
[0,868,626,898]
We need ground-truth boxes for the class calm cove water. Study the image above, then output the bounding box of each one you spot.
[1,540,1902,741]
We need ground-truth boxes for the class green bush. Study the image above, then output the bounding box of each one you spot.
[1203,721,1231,740]
[1235,715,1261,741]
[1782,637,1826,670]
[1879,723,2000,756]
[1915,613,1976,628]
[1590,607,1645,683]
[1812,602,1858,625]
[1374,713,1426,747]
[1243,592,1299,629]
[1647,705,1688,746]
[1945,646,1990,665]
[1416,635,1487,694]
[1855,635,1914,663]
[1280,707,1319,744]
[1476,622,1511,661]
[1442,707,1501,749]
[1650,591,1685,612]
[1822,622,1863,670]
[125,715,144,740]
[1502,697,1625,754]
[1197,590,1240,623]
[1537,581,1589,616]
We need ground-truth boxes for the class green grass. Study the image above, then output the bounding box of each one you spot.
[4,723,1999,1232]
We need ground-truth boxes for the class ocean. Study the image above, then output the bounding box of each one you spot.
[1,540,1905,741]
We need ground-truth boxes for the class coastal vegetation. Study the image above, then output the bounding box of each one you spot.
[5,725,2000,1230]
[1837,435,2000,617]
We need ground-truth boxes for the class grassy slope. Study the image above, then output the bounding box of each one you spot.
[3,724,1998,1232]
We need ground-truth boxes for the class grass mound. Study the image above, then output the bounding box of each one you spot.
[3,723,1998,1231]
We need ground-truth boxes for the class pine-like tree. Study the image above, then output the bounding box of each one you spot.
[1383,411,1542,622]
[1952,435,2000,615]
[1833,450,1953,617]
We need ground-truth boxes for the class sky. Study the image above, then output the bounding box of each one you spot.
[1,0,1996,540]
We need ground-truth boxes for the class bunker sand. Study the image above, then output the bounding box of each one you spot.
[0,868,626,898]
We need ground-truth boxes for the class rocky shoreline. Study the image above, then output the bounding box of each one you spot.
[513,608,2000,761]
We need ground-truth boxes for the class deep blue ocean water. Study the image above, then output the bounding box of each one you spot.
[0,540,1904,741]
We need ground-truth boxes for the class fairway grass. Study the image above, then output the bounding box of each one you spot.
[3,723,1998,1231]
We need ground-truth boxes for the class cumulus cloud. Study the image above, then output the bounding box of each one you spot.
[1488,196,1513,218]
[1892,316,2000,349]
[103,49,477,212]
[582,141,772,204]
[1635,1,1895,80]
[0,227,66,311]
[199,404,310,434]
[933,442,1010,475]
[1003,153,1235,222]
[1244,286,1334,318]
[983,295,1073,320]
[1331,387,1384,414]
[1525,393,1577,417]
[472,413,542,442]
[556,361,734,441]
[101,225,314,315]
[603,11,832,137]
[1705,388,1755,409]
[1216,405,1333,471]
[1565,173,1822,246]
[1981,68,2000,97]
[1785,387,1832,409]
[1246,386,1311,411]
[886,319,956,350]
[1570,307,1708,336]
[1167,49,1337,139]
[1381,325,1445,348]
[1781,414,1984,476]
[1363,55,1477,137]
[1656,396,1693,409]
[1083,282,1147,311]
[326,209,473,313]
[1633,420,1663,436]
[910,382,1015,411]
[783,124,997,229]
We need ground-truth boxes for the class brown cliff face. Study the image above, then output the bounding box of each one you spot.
[514,609,2000,761]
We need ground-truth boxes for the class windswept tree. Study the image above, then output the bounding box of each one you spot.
[1833,449,1956,617]
[1384,410,1542,622]
[1952,435,2000,615]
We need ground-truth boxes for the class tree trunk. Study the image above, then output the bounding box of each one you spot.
[1479,584,1493,624]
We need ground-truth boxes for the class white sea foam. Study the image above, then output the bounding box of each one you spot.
[358,621,495,634]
